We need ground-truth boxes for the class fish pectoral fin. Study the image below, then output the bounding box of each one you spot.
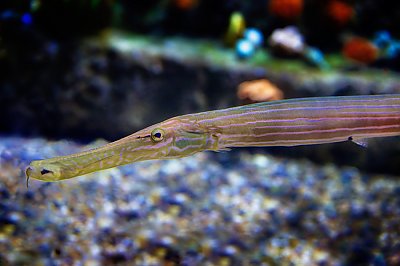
[350,137,369,148]
[186,130,206,135]
[215,147,232,152]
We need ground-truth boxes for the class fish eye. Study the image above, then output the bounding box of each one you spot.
[151,128,165,142]
[41,169,53,175]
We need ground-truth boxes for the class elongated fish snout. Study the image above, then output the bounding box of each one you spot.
[25,161,63,182]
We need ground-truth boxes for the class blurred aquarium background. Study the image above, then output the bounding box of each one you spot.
[1,0,400,265]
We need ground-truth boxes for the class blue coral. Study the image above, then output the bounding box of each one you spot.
[304,47,329,69]
[21,13,33,25]
[235,28,264,59]
[385,41,400,58]
[244,28,264,47]
[373,31,392,49]
[235,39,255,59]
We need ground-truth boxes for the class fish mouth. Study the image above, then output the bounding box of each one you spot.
[25,163,60,182]
[25,165,41,181]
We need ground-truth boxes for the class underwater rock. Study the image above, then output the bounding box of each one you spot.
[173,0,199,11]
[326,0,354,26]
[269,26,305,56]
[237,79,283,103]
[268,0,303,20]
[342,37,379,64]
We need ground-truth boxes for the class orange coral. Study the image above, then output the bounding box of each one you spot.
[237,79,284,104]
[327,0,354,25]
[342,37,379,64]
[174,0,198,10]
[268,0,303,20]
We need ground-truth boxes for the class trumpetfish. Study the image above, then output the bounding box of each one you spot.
[26,94,400,182]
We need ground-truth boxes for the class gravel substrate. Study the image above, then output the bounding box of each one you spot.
[0,137,399,265]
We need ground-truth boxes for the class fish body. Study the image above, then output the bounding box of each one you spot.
[26,94,400,182]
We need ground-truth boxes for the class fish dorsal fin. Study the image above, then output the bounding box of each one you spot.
[349,137,368,148]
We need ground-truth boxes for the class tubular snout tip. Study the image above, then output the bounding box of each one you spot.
[25,166,33,188]
[25,166,33,177]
